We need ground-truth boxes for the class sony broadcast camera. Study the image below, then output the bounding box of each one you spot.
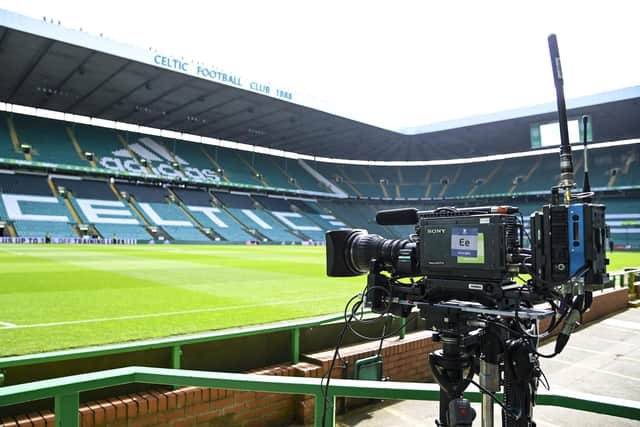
[326,199,608,311]
[322,35,610,427]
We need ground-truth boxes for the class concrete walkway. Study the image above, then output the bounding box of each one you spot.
[333,307,640,427]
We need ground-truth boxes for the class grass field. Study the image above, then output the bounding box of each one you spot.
[0,245,638,357]
[0,245,363,356]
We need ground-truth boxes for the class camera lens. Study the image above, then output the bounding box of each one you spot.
[326,229,415,277]
[346,231,413,274]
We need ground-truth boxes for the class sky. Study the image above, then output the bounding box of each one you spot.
[1,0,639,132]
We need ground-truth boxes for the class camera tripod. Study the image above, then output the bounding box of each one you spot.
[418,302,552,427]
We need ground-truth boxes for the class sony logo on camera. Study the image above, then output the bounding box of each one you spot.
[425,228,447,234]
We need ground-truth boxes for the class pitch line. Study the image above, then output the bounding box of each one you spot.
[0,296,338,330]
[0,321,16,328]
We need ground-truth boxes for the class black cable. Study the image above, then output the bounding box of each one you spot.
[347,309,418,341]
[344,282,420,341]
[538,366,550,390]
[513,300,568,341]
[470,378,521,421]
[486,320,529,339]
[350,285,391,325]
[377,319,387,356]
[320,289,415,426]
[320,308,353,427]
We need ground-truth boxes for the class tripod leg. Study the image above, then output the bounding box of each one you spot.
[480,325,502,427]
[430,336,476,426]
[480,360,499,427]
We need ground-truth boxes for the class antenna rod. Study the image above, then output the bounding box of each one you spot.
[582,115,592,201]
[548,34,575,203]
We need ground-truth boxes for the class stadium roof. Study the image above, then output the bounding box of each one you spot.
[1,10,640,161]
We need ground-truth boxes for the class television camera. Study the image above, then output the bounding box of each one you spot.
[324,35,609,427]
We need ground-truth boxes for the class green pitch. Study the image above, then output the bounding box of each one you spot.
[0,244,363,357]
[0,245,638,357]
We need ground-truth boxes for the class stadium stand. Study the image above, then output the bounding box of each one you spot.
[190,206,255,242]
[288,161,326,193]
[213,191,256,209]
[398,166,428,198]
[513,158,557,193]
[0,111,639,246]
[12,114,88,166]
[53,177,111,224]
[50,177,153,241]
[206,146,264,186]
[169,188,252,242]
[599,197,640,248]
[317,199,392,237]
[213,191,301,242]
[170,139,224,175]
[71,123,125,165]
[0,113,23,160]
[0,172,53,195]
[93,223,154,241]
[589,145,636,188]
[238,151,296,189]
[289,199,348,231]
[12,220,76,238]
[114,182,214,242]
[0,173,79,238]
[171,188,214,205]
[116,182,169,203]
[54,177,118,200]
[252,195,325,241]
[161,225,211,242]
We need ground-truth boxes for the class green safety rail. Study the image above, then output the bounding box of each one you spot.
[0,366,638,427]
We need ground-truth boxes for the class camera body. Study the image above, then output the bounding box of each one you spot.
[530,202,608,288]
[417,211,518,282]
[326,201,608,309]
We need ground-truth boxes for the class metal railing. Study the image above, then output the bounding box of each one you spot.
[0,311,382,372]
[0,366,638,427]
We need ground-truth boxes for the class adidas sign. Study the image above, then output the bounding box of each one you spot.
[98,136,221,182]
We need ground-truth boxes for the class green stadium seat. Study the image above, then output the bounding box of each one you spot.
[12,115,88,167]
